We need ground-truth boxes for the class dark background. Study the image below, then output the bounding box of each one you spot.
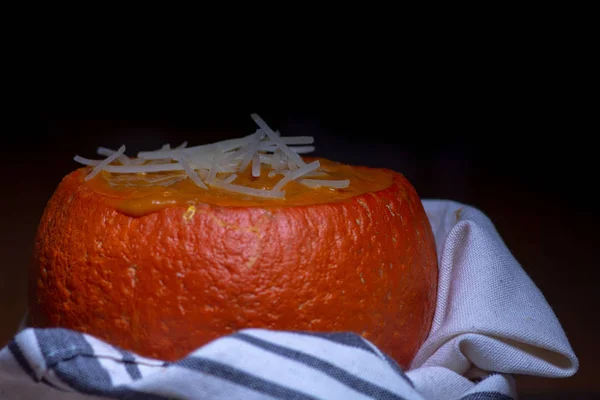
[2,36,598,397]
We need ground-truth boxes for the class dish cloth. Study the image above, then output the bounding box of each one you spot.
[0,200,578,399]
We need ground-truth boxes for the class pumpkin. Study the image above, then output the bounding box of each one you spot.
[29,116,438,368]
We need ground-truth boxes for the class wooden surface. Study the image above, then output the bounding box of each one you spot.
[1,114,597,397]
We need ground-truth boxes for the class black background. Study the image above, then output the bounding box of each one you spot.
[1,28,597,396]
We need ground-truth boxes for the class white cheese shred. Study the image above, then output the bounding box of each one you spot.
[235,130,262,171]
[74,114,350,198]
[221,174,238,184]
[174,156,208,189]
[251,153,261,177]
[207,150,226,184]
[273,160,320,192]
[85,145,126,181]
[96,147,133,165]
[210,181,285,199]
[300,179,351,188]
[73,155,100,166]
[250,113,306,168]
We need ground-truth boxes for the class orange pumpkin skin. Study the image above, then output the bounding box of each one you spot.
[29,162,438,368]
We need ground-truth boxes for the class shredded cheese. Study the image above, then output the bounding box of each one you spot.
[221,174,238,184]
[73,114,351,199]
[175,156,208,189]
[272,160,321,192]
[207,150,227,184]
[85,145,126,181]
[209,181,285,199]
[251,153,261,177]
[300,179,351,189]
[250,113,306,169]
[97,147,133,165]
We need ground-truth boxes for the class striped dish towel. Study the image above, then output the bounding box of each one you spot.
[0,200,579,399]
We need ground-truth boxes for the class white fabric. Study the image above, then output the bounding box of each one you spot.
[412,200,577,376]
[0,200,579,399]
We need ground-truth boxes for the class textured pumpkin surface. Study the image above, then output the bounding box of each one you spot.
[29,158,438,368]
